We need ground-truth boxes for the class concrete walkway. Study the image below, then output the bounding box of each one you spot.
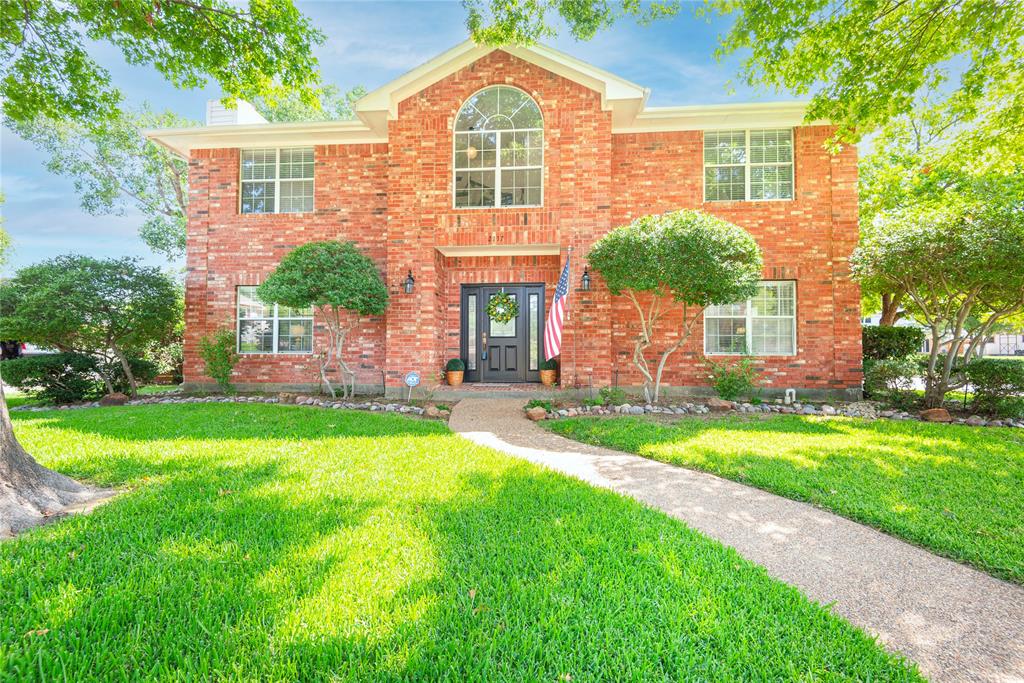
[449,398,1024,683]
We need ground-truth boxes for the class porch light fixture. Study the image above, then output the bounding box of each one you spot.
[581,268,591,291]
[403,270,415,294]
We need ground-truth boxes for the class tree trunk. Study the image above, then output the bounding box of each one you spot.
[112,345,137,398]
[0,384,104,538]
[878,292,904,326]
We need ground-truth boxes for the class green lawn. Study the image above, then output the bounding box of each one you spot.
[1,404,919,681]
[547,414,1024,584]
[3,384,176,409]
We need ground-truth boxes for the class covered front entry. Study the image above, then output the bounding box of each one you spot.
[460,284,545,383]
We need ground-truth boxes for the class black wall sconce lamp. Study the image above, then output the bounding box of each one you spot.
[403,270,415,294]
[581,267,591,291]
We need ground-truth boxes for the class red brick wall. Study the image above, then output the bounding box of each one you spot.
[607,126,862,394]
[183,144,390,390]
[183,49,861,397]
[382,50,613,392]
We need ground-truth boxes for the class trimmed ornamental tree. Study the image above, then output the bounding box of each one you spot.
[0,255,179,398]
[589,210,763,402]
[258,241,388,399]
[852,181,1024,408]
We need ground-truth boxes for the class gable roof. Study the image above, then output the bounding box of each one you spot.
[353,40,650,135]
[147,39,815,157]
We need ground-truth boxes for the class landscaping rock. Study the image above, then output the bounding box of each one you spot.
[526,406,547,421]
[706,398,734,412]
[920,408,952,423]
[965,415,987,427]
[99,392,129,406]
[628,406,645,415]
[425,406,440,418]
[801,405,817,415]
[820,405,836,416]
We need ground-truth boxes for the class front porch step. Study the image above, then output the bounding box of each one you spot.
[432,384,567,400]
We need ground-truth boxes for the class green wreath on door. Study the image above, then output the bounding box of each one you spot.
[486,291,519,324]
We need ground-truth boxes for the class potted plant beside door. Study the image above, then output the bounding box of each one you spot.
[539,358,558,387]
[445,358,465,386]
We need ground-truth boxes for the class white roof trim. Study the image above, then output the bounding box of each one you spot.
[145,119,385,158]
[613,101,815,134]
[354,39,650,134]
[436,243,561,257]
[147,42,824,157]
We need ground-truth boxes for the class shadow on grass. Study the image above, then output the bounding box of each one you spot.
[0,458,381,680]
[0,407,919,680]
[277,466,918,680]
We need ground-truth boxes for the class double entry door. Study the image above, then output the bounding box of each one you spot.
[460,284,545,383]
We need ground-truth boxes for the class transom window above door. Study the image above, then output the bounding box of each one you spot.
[453,86,543,208]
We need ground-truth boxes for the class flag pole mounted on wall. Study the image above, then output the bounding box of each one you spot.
[544,246,572,366]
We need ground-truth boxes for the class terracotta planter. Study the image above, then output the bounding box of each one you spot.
[446,370,464,386]
[539,369,557,387]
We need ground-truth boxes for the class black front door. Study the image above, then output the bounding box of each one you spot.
[461,284,545,383]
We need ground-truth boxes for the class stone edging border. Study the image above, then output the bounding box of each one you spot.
[530,399,1024,429]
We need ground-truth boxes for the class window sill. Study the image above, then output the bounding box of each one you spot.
[237,351,314,356]
[451,204,545,211]
[702,198,795,204]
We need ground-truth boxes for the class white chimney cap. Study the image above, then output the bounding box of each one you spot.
[205,99,267,126]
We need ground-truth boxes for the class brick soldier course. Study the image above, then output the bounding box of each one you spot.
[150,40,862,399]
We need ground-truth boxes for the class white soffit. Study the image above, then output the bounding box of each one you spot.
[145,120,386,158]
[436,244,561,258]
[614,101,815,134]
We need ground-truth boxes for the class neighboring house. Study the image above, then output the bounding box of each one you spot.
[148,40,861,399]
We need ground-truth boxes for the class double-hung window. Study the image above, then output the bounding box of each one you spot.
[704,129,793,201]
[237,286,313,354]
[240,147,314,214]
[705,281,796,355]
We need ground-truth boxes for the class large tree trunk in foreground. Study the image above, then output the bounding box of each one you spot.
[0,384,103,538]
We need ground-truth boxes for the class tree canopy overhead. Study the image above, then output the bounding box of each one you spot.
[0,0,324,128]
[463,0,1023,158]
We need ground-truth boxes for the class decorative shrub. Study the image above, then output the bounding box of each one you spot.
[445,358,465,372]
[862,325,925,360]
[525,399,553,412]
[598,386,626,406]
[199,329,238,394]
[1,352,100,404]
[705,356,761,401]
[863,356,918,399]
[964,358,1024,416]
[539,358,558,371]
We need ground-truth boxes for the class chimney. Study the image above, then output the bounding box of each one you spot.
[205,99,268,126]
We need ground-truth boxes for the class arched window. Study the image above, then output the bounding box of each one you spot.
[454,86,543,208]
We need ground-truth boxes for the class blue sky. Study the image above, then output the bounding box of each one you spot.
[0,1,782,274]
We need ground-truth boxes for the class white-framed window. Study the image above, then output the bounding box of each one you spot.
[704,129,793,201]
[453,86,543,208]
[705,281,797,355]
[236,286,313,354]
[240,147,314,214]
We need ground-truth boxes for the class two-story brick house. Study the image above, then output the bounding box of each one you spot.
[149,40,862,399]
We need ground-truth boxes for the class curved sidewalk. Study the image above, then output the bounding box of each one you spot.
[449,398,1024,683]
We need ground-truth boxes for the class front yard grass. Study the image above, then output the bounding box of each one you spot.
[546,414,1024,584]
[1,404,919,680]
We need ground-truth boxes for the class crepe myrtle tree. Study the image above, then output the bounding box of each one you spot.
[852,180,1024,408]
[258,241,388,399]
[0,255,179,398]
[589,210,763,403]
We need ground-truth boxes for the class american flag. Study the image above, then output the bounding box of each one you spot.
[544,252,571,360]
